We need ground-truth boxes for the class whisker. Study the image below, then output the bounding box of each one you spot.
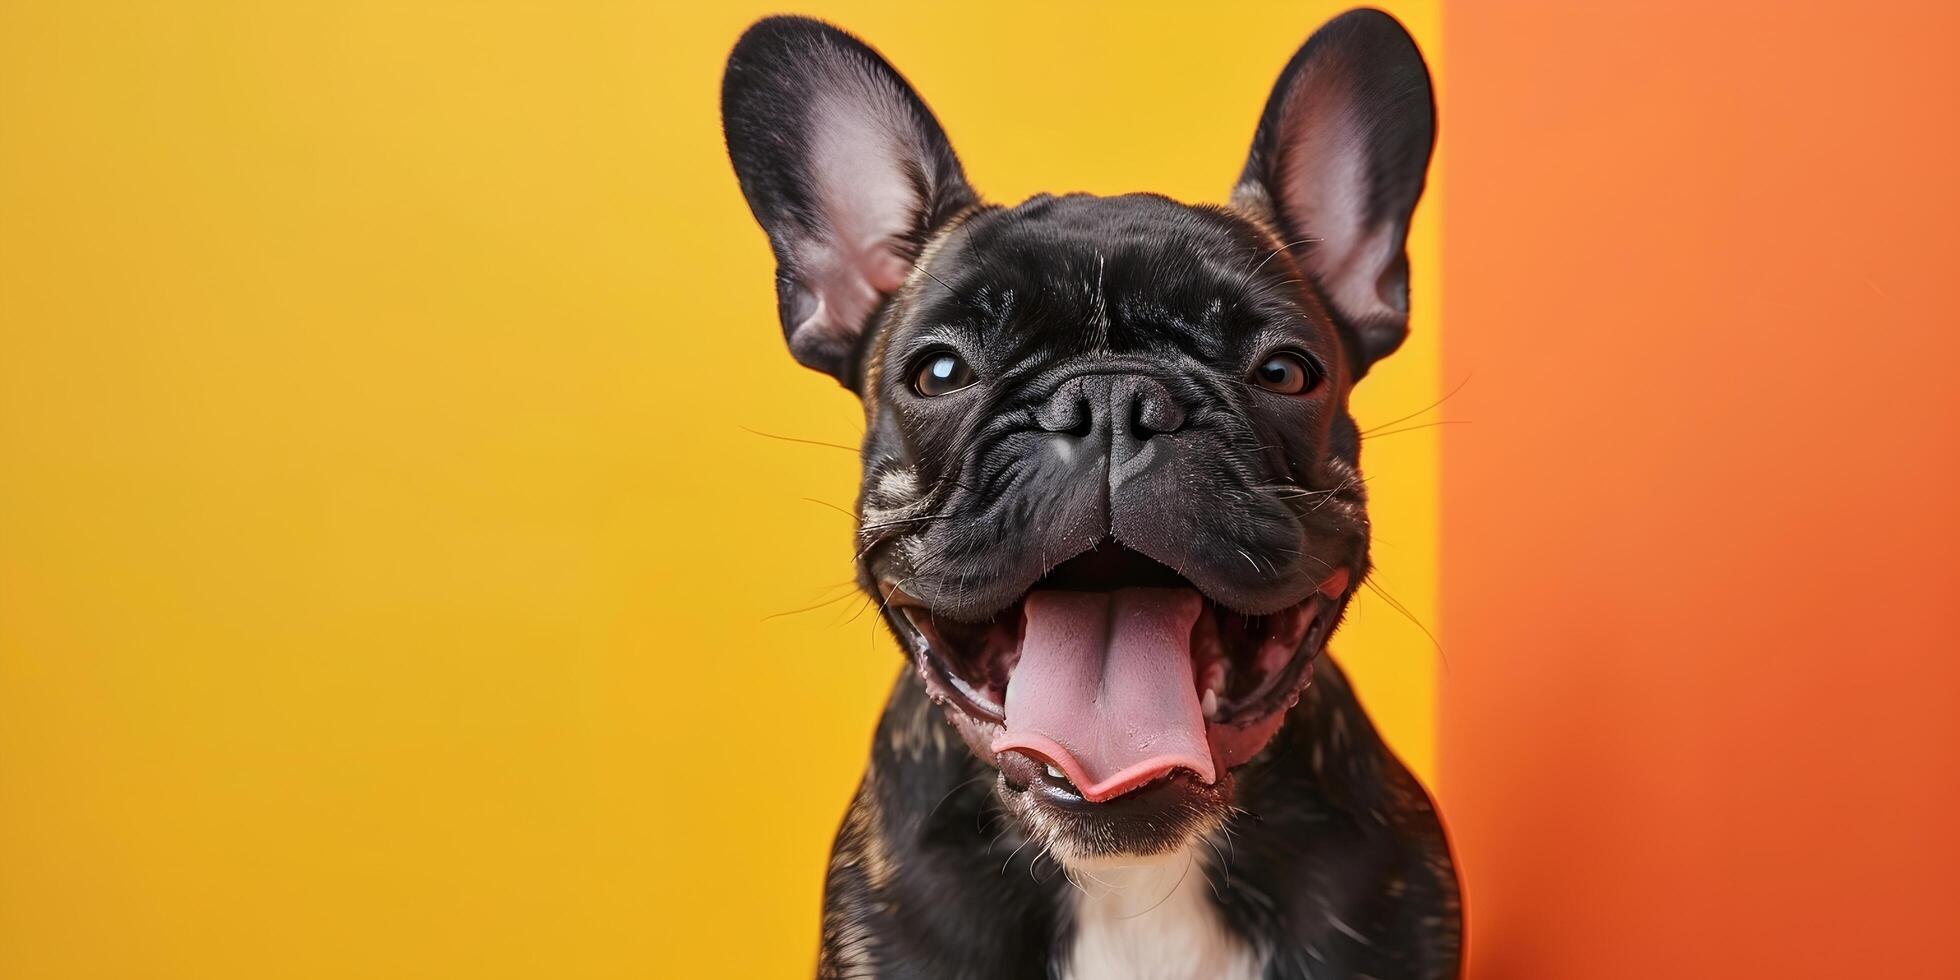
[803,497,858,519]
[1201,835,1232,894]
[864,574,921,636]
[1308,475,1364,513]
[761,587,861,622]
[1359,375,1473,436]
[1053,853,1092,895]
[856,513,941,534]
[1360,573,1447,662]
[1238,238,1322,294]
[1361,419,1470,441]
[925,774,990,824]
[1117,849,1197,920]
[843,593,876,625]
[985,821,1018,855]
[739,424,857,453]
[1257,484,1342,500]
[921,267,964,301]
[1000,834,1036,876]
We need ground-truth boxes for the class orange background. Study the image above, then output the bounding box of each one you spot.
[1438,2,1960,977]
[3,1,1957,977]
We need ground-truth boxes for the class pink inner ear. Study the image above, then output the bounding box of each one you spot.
[1272,68,1403,326]
[788,86,933,353]
[863,246,911,294]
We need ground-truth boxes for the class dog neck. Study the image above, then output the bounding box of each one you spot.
[1060,845,1263,980]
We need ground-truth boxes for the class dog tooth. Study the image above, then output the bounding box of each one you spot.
[1202,688,1220,720]
[1046,764,1065,780]
[1202,661,1228,695]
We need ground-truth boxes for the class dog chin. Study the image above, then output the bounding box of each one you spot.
[969,709,1238,865]
[882,542,1350,859]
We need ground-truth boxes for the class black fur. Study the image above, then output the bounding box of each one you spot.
[723,9,1459,977]
[823,663,1457,979]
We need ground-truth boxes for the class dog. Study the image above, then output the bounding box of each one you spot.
[722,9,1459,978]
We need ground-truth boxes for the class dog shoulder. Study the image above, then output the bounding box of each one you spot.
[817,771,892,978]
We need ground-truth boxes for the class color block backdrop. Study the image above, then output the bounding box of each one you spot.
[6,2,1957,978]
[0,3,1440,977]
[1436,3,1960,977]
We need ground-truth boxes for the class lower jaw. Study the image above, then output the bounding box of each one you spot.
[996,750,1235,862]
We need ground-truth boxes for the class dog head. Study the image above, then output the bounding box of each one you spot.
[722,9,1434,862]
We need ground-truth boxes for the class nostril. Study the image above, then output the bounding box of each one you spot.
[1037,375,1184,440]
[1036,389,1095,437]
[1063,396,1094,438]
[1128,385,1186,438]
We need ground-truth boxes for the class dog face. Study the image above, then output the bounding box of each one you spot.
[723,10,1434,862]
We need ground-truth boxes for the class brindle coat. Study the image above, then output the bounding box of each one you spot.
[819,660,1458,979]
[722,9,1462,978]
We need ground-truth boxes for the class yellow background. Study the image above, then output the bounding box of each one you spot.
[0,2,1440,975]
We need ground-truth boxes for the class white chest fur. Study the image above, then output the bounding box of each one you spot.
[1061,847,1263,980]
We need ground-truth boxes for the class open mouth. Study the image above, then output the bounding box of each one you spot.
[884,542,1350,803]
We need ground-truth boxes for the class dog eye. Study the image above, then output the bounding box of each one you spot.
[1250,352,1323,395]
[912,351,977,396]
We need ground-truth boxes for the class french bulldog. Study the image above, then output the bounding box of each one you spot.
[722,9,1460,978]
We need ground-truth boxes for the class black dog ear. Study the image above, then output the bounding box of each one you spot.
[1232,8,1436,378]
[722,17,978,386]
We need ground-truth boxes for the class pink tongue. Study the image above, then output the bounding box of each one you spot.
[992,588,1216,802]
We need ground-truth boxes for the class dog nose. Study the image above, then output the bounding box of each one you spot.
[1035,373,1186,477]
[1119,375,1186,442]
